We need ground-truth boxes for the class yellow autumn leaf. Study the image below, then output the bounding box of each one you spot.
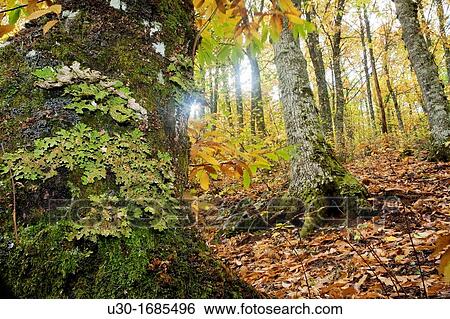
[194,0,206,9]
[384,236,399,242]
[198,151,221,167]
[26,0,38,14]
[43,19,58,34]
[278,0,300,16]
[27,4,61,21]
[431,234,450,258]
[197,170,210,191]
[0,24,15,37]
[286,13,304,25]
[270,14,282,40]
[48,4,62,15]
[27,9,51,20]
[439,247,450,283]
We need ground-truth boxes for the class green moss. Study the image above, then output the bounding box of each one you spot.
[0,46,47,147]
[299,134,368,237]
[0,221,259,298]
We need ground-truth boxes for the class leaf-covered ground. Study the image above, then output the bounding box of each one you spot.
[196,146,450,298]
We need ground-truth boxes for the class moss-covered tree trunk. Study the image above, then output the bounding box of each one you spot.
[273,21,367,238]
[0,0,259,298]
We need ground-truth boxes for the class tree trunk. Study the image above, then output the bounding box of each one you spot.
[383,26,405,132]
[0,0,259,298]
[436,0,450,83]
[364,6,388,134]
[210,66,219,114]
[359,10,376,129]
[233,62,244,128]
[394,0,450,160]
[198,66,206,118]
[305,9,333,136]
[332,0,346,153]
[273,21,367,238]
[249,54,267,136]
[221,66,232,125]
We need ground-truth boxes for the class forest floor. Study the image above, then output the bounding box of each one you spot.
[195,144,450,298]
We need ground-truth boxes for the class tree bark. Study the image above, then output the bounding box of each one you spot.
[394,0,450,160]
[198,66,206,118]
[221,65,232,125]
[305,8,333,136]
[332,0,346,152]
[436,0,450,83]
[248,54,266,136]
[383,25,405,132]
[0,0,258,298]
[210,66,219,114]
[364,6,388,134]
[273,21,367,237]
[359,10,376,129]
[233,61,244,128]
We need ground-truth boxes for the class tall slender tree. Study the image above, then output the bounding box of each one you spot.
[305,6,333,136]
[436,0,450,83]
[332,0,347,152]
[221,65,232,125]
[394,0,450,160]
[248,53,267,136]
[233,61,244,128]
[359,9,376,129]
[382,24,404,132]
[364,6,388,134]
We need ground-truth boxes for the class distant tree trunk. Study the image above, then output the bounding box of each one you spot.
[221,66,232,126]
[436,0,450,83]
[233,61,244,128]
[0,0,259,298]
[330,60,336,116]
[359,10,376,129]
[248,54,266,136]
[364,6,388,134]
[210,66,219,114]
[273,21,367,237]
[394,0,450,160]
[198,66,206,118]
[305,9,333,136]
[332,0,346,152]
[383,26,405,132]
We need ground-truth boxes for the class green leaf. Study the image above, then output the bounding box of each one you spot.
[243,169,251,188]
[32,67,57,80]
[8,8,21,25]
